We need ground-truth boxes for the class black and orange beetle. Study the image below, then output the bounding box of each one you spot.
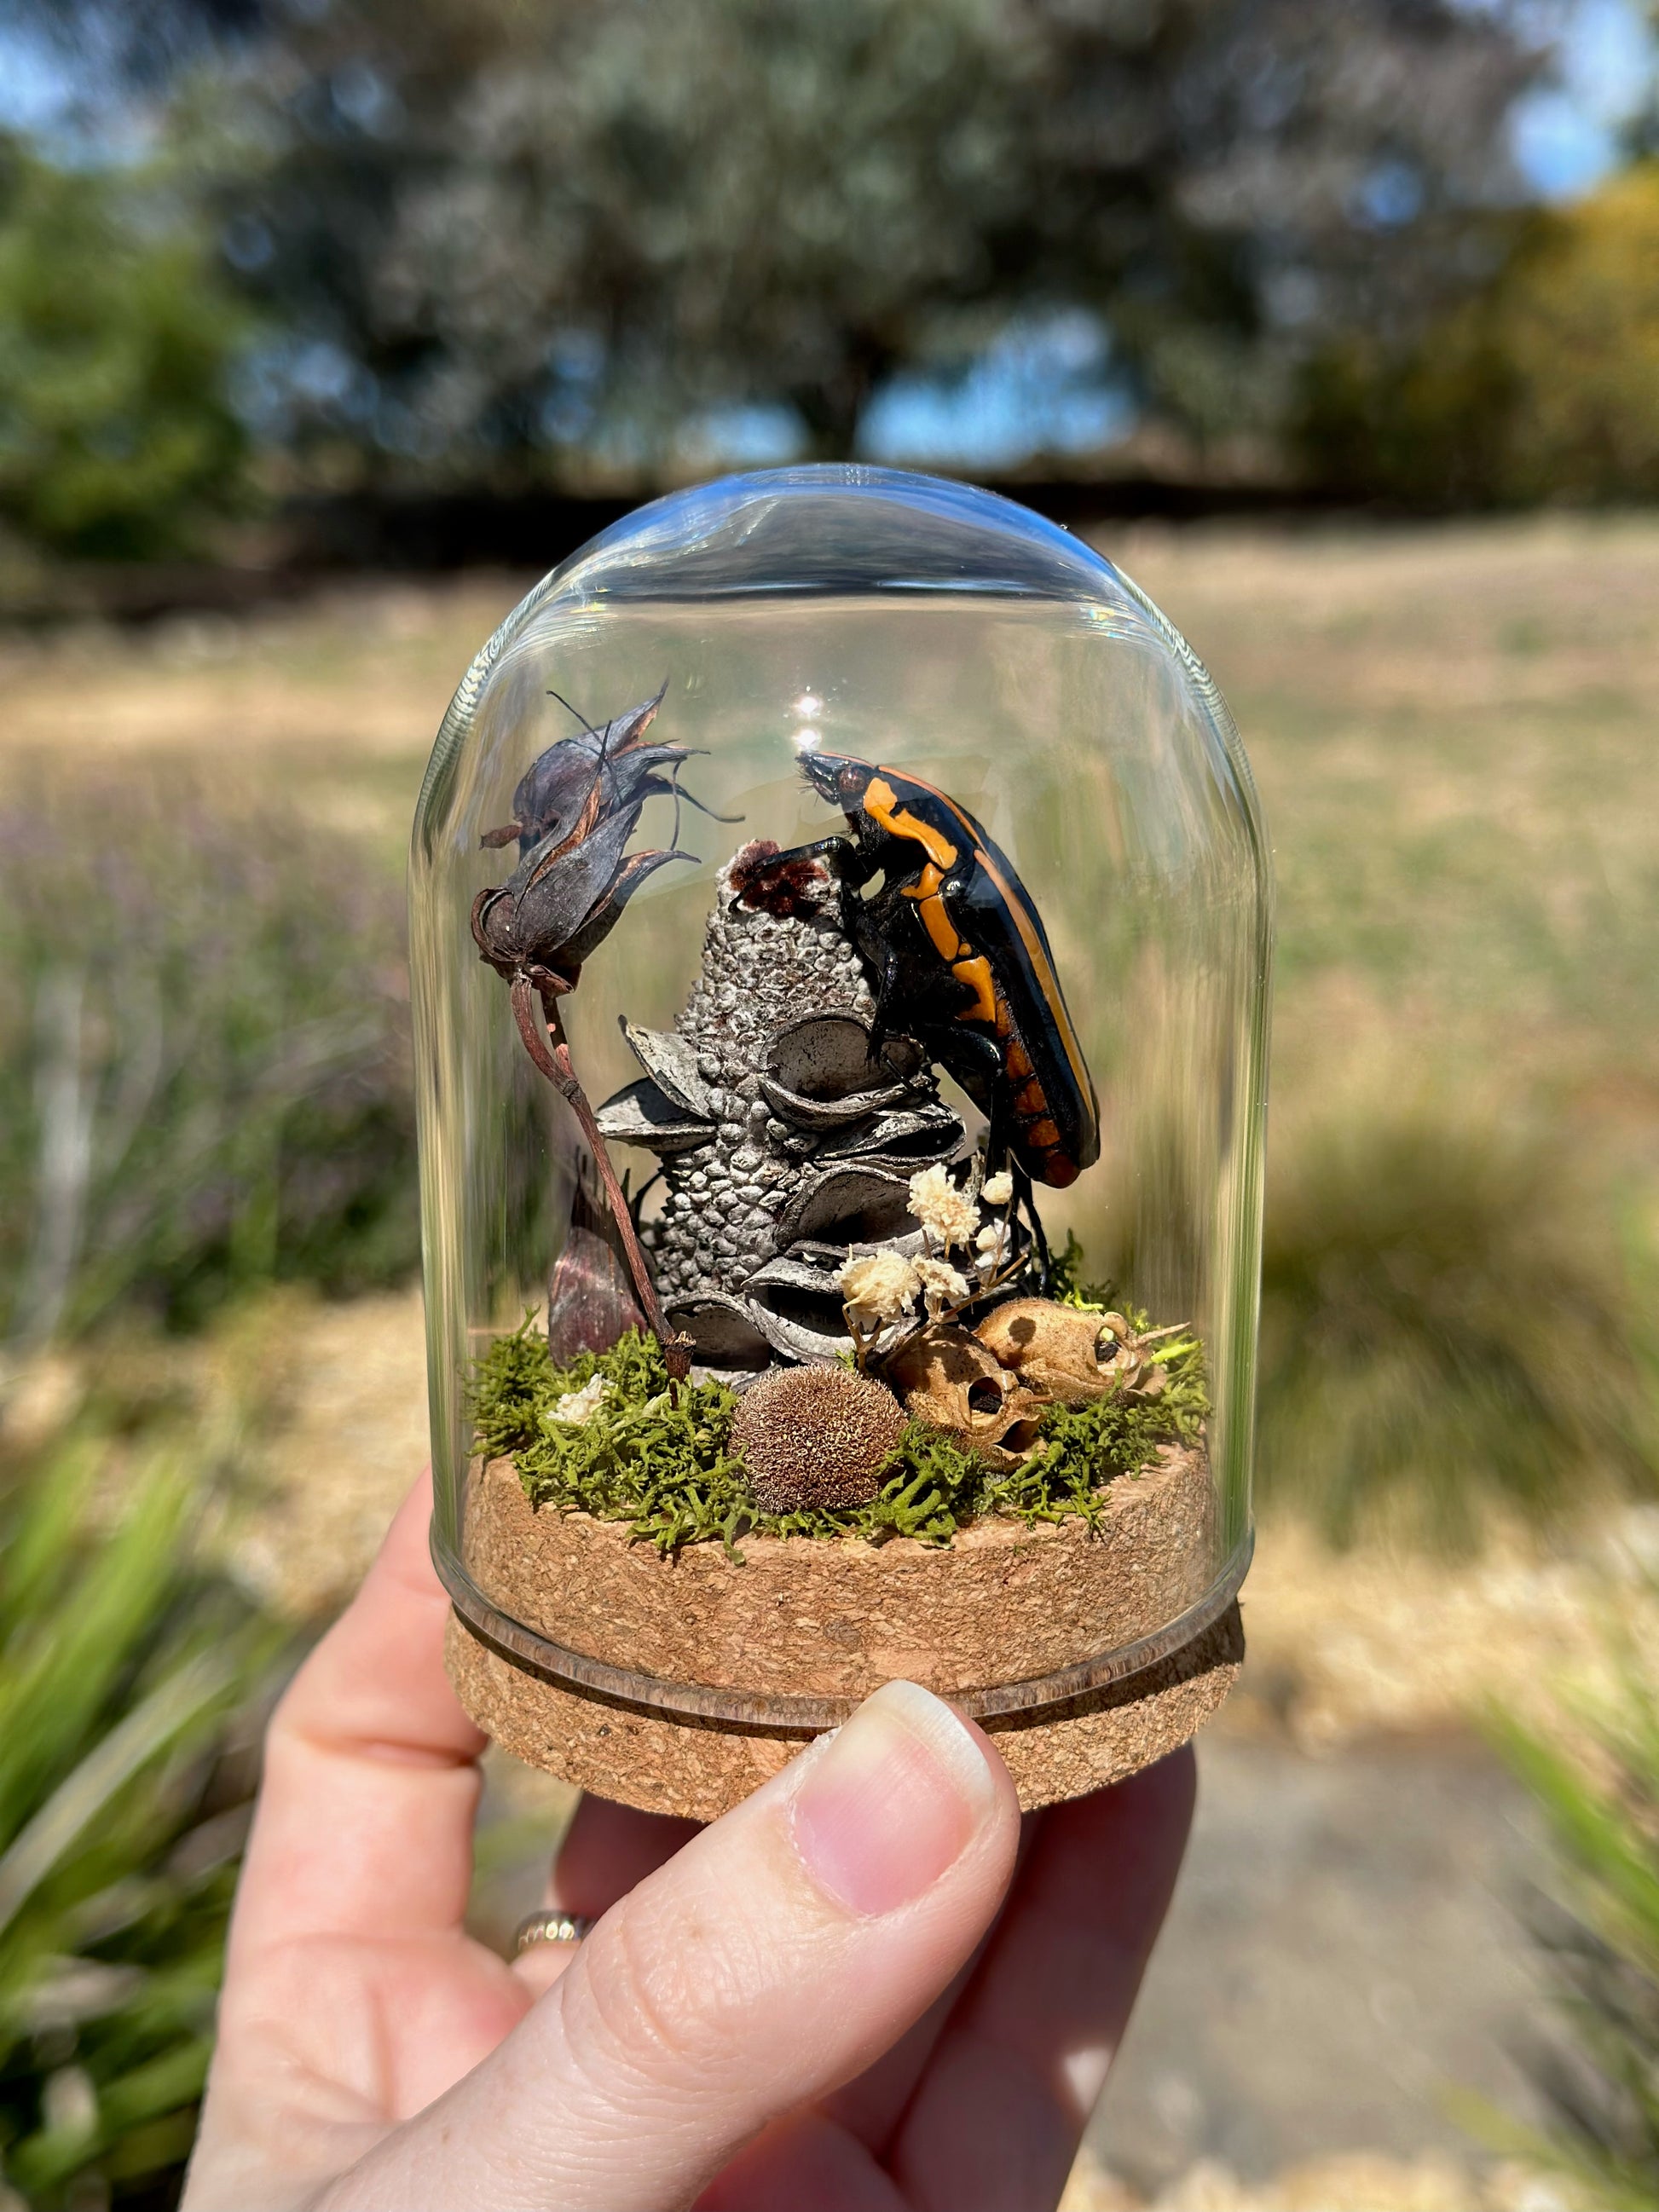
[749,753,1101,1209]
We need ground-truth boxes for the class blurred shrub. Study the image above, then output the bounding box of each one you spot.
[1296,164,1659,506]
[1293,284,1520,510]
[0,139,252,560]
[0,775,418,1347]
[1494,165,1659,503]
[1257,1094,1656,1548]
[0,1436,278,2208]
[1491,1652,1659,2208]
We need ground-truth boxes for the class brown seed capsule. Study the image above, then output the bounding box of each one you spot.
[975,1299,1175,1404]
[975,1299,1114,1405]
[733,1363,906,1515]
[882,1324,1047,1468]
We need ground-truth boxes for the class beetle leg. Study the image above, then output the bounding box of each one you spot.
[974,1056,1009,1175]
[1010,1159,1052,1291]
[929,1022,1001,1123]
[864,944,906,1057]
[758,833,870,882]
[971,1073,1048,1290]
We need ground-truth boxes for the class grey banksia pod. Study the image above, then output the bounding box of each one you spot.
[594,843,966,1369]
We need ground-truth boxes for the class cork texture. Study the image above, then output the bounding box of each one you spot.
[445,1599,1244,1817]
[460,1441,1218,1702]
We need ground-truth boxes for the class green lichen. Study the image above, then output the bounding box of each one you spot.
[467,1312,1209,1557]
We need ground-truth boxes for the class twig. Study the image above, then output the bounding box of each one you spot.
[510,971,691,1389]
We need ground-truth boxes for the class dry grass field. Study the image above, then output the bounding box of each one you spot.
[1124,517,1659,1141]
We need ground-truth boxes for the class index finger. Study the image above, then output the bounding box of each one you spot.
[230,1472,488,1955]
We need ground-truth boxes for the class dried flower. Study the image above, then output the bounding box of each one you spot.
[728,836,829,920]
[907,1164,981,1252]
[980,1170,1014,1208]
[551,1374,610,1424]
[471,685,713,1387]
[837,1250,922,1325]
[975,1222,1003,1255]
[472,689,702,989]
[733,1364,906,1513]
[913,1255,970,1319]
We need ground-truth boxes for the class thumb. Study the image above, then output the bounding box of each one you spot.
[321,1680,1020,2212]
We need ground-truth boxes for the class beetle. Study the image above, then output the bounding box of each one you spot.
[747,753,1101,1204]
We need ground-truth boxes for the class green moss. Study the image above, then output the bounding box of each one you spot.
[468,1312,1210,1557]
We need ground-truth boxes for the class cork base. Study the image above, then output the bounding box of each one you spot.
[445,1597,1244,1818]
[459,1441,1218,1705]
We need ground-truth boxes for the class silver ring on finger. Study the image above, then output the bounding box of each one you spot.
[513,1909,596,1955]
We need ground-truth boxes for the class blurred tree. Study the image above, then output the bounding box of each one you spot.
[167,0,1538,479]
[1483,159,1659,500]
[0,140,252,557]
[1297,161,1659,504]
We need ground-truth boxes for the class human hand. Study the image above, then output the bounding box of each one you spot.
[184,1476,1194,2211]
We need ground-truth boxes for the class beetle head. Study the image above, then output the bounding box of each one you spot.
[800,751,877,816]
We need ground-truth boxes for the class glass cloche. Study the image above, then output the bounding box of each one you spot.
[410,465,1272,1816]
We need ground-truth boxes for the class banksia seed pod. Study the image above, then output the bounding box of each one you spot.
[592,852,966,1367]
[733,1364,906,1515]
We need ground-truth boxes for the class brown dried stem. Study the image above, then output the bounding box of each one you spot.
[509,969,691,1387]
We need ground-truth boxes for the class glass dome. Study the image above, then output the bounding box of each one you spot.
[411,464,1271,1788]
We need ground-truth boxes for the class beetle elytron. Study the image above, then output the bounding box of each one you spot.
[749,754,1101,1213]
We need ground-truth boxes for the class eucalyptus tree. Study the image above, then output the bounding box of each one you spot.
[3,0,1545,478]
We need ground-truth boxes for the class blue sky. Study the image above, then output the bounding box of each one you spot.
[1509,0,1655,197]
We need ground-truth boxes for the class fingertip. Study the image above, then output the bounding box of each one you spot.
[788,1682,1018,1921]
[955,1703,1022,1822]
[270,1466,482,1764]
[334,1685,1020,2209]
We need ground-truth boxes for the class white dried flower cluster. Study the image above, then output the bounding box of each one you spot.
[912,1255,971,1318]
[550,1374,610,1425]
[838,1157,1026,1361]
[837,1250,922,1326]
[906,1164,982,1252]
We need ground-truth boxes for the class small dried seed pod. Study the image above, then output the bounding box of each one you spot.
[976,1299,1175,1404]
[882,1324,1047,1467]
[975,1299,1118,1405]
[733,1364,906,1515]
